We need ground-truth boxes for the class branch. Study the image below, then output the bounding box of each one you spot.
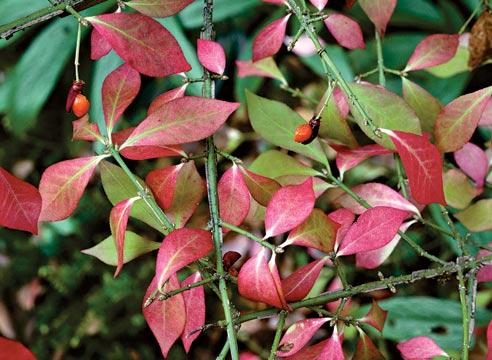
[0,0,115,40]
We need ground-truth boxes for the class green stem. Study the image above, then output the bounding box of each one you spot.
[217,341,230,360]
[356,67,378,80]
[375,31,385,87]
[110,148,174,234]
[74,22,81,82]
[459,1,483,34]
[201,1,239,358]
[221,222,281,254]
[279,84,318,105]
[268,311,287,360]
[158,274,219,300]
[394,154,409,199]
[457,265,470,360]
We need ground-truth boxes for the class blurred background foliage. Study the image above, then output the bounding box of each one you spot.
[0,0,492,358]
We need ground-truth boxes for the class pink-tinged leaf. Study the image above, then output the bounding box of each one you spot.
[454,142,488,188]
[87,13,190,77]
[397,336,448,360]
[148,85,188,115]
[143,275,186,358]
[265,178,315,238]
[318,326,344,360]
[383,130,446,205]
[326,277,352,313]
[39,155,107,222]
[328,208,355,250]
[240,167,281,207]
[102,63,141,133]
[90,28,111,60]
[112,127,184,160]
[356,220,416,269]
[125,0,193,18]
[277,318,330,357]
[331,144,392,177]
[0,167,41,234]
[181,272,205,353]
[240,352,261,360]
[155,228,213,289]
[218,164,250,231]
[435,87,492,153]
[282,209,339,253]
[324,14,365,50]
[110,197,138,277]
[358,0,396,36]
[488,320,492,360]
[281,258,328,302]
[360,300,388,332]
[284,340,327,360]
[72,115,102,142]
[480,98,492,126]
[236,58,286,83]
[404,34,459,72]
[120,97,239,148]
[477,247,492,283]
[146,164,181,212]
[333,182,420,215]
[337,206,408,256]
[237,248,289,309]
[252,15,291,62]
[309,0,328,10]
[197,39,226,75]
[352,331,385,360]
[333,87,349,118]
[0,337,36,360]
[275,175,331,199]
[286,34,325,56]
[455,199,492,232]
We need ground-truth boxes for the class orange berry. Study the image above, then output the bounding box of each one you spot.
[294,123,313,143]
[72,94,90,117]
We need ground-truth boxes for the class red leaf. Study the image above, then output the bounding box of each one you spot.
[197,39,226,75]
[113,127,184,160]
[120,97,239,148]
[328,208,355,250]
[480,98,492,126]
[383,130,446,205]
[353,331,385,360]
[281,259,328,302]
[282,209,339,253]
[125,0,193,18]
[218,164,250,232]
[252,15,291,62]
[87,13,190,77]
[358,0,396,36]
[337,206,408,256]
[0,337,36,360]
[0,167,41,234]
[277,318,330,357]
[318,326,344,360]
[155,228,213,289]
[72,115,102,142]
[240,167,281,207]
[324,14,365,50]
[143,275,186,358]
[333,182,420,215]
[404,34,459,72]
[102,63,141,133]
[360,300,388,332]
[110,197,138,277]
[284,340,328,360]
[90,28,111,60]
[454,142,488,188]
[435,87,492,153]
[236,59,281,80]
[477,247,492,283]
[356,220,415,269]
[148,85,188,115]
[331,144,392,177]
[265,177,315,238]
[181,272,205,353]
[397,336,448,360]
[146,164,181,212]
[487,320,492,359]
[39,155,107,221]
[237,249,289,309]
[309,0,328,10]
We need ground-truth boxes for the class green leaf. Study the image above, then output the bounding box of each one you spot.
[82,231,160,266]
[426,47,470,78]
[246,91,328,165]
[359,296,492,350]
[249,150,321,178]
[350,83,422,148]
[99,161,164,233]
[319,93,358,148]
[455,199,492,232]
[402,77,442,134]
[443,169,478,210]
[392,0,445,30]
[300,45,354,81]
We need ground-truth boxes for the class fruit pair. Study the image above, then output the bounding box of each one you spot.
[66,80,90,117]
[294,116,321,144]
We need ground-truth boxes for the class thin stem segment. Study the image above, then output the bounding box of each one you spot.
[268,311,287,360]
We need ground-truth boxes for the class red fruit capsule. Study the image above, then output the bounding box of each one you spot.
[222,251,241,271]
[72,94,90,117]
[294,123,313,143]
